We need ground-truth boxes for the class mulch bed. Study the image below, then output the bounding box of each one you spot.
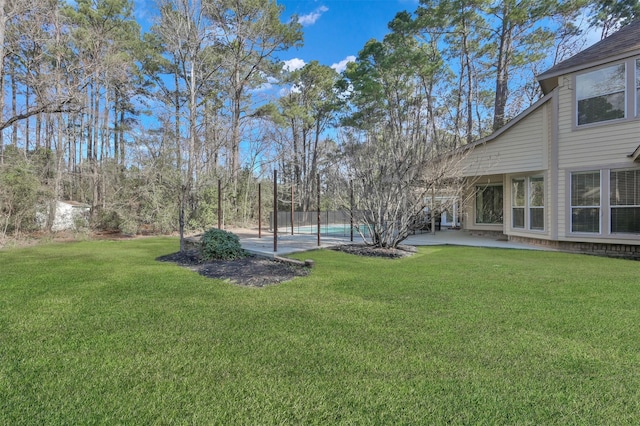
[157,244,416,287]
[330,243,417,258]
[156,250,310,287]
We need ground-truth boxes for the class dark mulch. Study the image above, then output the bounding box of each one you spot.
[157,243,415,287]
[156,250,310,287]
[330,243,417,258]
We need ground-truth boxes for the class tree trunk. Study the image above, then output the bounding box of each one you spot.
[113,91,119,164]
[35,109,41,149]
[10,59,18,147]
[0,0,6,164]
[119,108,125,166]
[230,69,242,190]
[493,12,512,131]
[461,16,474,145]
[25,86,30,152]
[48,7,65,232]
[92,82,100,214]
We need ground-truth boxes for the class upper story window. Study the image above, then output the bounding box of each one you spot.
[576,63,626,126]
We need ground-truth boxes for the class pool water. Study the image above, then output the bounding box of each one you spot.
[282,224,370,236]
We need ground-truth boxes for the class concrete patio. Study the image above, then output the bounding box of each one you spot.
[404,229,547,250]
[235,228,547,258]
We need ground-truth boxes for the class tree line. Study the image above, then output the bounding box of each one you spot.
[0,0,636,243]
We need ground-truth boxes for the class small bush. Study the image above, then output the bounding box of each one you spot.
[94,209,121,231]
[200,228,246,261]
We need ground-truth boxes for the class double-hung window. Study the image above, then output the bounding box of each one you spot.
[576,63,626,125]
[610,169,640,233]
[529,177,545,230]
[511,176,544,231]
[512,179,525,228]
[571,171,601,233]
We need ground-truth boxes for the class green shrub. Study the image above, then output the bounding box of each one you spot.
[94,209,121,231]
[200,228,246,260]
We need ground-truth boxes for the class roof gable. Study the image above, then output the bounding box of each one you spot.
[463,90,554,151]
[537,20,640,93]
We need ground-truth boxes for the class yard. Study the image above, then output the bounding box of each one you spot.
[1,237,640,424]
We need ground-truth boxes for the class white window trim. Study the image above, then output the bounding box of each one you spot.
[570,171,602,235]
[565,168,640,240]
[511,178,525,229]
[529,176,545,231]
[573,58,640,130]
[510,176,545,232]
[610,168,640,235]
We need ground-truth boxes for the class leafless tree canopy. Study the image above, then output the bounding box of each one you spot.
[338,127,468,248]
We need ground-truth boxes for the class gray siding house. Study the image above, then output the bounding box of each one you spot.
[458,21,640,256]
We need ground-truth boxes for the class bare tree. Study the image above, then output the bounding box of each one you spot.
[339,127,468,248]
[0,0,82,164]
[337,13,473,249]
[207,0,302,192]
[153,0,222,250]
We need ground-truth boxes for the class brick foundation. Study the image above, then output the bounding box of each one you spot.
[467,230,507,240]
[509,236,640,260]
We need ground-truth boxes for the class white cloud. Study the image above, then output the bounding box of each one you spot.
[331,56,356,73]
[279,84,302,97]
[247,71,274,93]
[283,58,306,72]
[297,6,329,26]
[251,82,273,93]
[278,87,291,97]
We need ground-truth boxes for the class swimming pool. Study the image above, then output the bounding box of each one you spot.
[280,224,370,237]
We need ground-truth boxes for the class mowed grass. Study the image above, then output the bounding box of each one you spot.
[1,238,640,424]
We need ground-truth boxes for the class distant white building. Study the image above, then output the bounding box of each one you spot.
[37,201,90,232]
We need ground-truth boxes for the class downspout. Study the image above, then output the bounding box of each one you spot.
[550,87,560,241]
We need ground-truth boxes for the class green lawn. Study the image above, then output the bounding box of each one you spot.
[1,238,640,424]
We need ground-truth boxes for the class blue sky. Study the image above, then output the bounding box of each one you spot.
[278,0,419,72]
